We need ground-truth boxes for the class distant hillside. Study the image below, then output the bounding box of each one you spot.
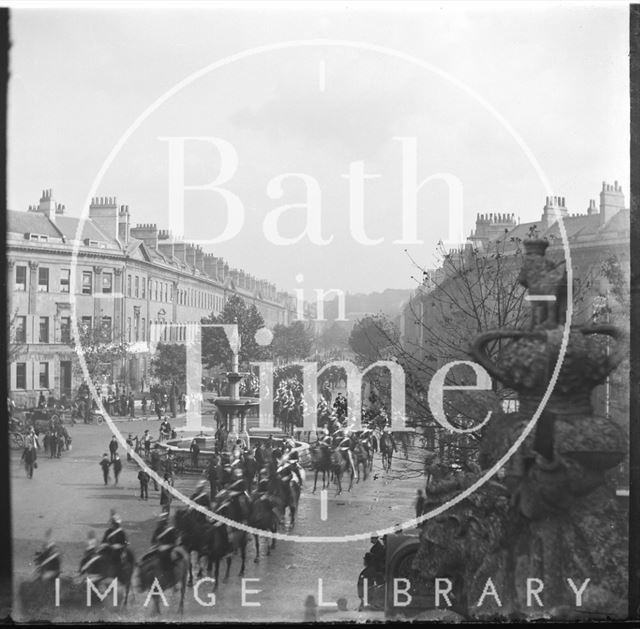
[322,288,413,321]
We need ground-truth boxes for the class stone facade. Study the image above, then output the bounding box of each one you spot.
[7,189,297,406]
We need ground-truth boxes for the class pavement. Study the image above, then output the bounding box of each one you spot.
[11,417,428,622]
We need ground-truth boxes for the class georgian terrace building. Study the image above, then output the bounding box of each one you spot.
[7,189,297,406]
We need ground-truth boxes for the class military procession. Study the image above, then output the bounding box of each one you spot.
[13,387,411,618]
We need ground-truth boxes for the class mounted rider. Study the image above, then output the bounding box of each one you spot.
[277,450,304,488]
[148,511,179,574]
[101,510,128,567]
[225,468,251,523]
[334,429,356,472]
[35,529,61,582]
[189,479,212,521]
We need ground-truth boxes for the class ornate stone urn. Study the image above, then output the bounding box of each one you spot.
[414,238,628,619]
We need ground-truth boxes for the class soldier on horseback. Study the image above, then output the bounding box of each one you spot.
[148,512,179,575]
[277,450,304,488]
[34,529,61,583]
[102,510,129,567]
[335,430,356,475]
[189,479,212,521]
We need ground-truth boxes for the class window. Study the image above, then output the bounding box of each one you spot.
[148,279,152,299]
[127,275,132,297]
[154,281,158,301]
[14,315,26,343]
[102,316,112,341]
[127,317,132,343]
[134,315,139,341]
[38,267,49,292]
[15,266,27,291]
[134,276,139,298]
[81,315,92,332]
[60,317,71,343]
[102,273,113,294]
[82,271,92,295]
[141,317,145,342]
[39,317,49,343]
[39,362,49,389]
[16,363,26,389]
[141,278,146,299]
[60,269,70,293]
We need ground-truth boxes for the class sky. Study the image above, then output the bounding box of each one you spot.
[8,3,630,296]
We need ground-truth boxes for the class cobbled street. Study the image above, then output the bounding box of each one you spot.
[11,416,427,622]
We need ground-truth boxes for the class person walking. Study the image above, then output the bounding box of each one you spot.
[160,473,172,514]
[141,396,147,418]
[189,438,200,468]
[112,453,122,486]
[150,445,161,491]
[129,393,135,419]
[21,444,37,479]
[138,468,150,500]
[143,429,152,459]
[126,434,134,462]
[100,453,111,485]
[108,436,118,462]
[414,489,426,522]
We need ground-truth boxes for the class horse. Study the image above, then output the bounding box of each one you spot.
[240,452,259,493]
[352,440,370,482]
[267,461,301,529]
[78,544,135,607]
[309,443,332,492]
[380,432,396,472]
[136,545,189,615]
[173,508,214,587]
[330,448,354,495]
[211,491,248,585]
[248,492,278,562]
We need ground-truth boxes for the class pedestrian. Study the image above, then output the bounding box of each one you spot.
[112,453,122,486]
[190,438,200,468]
[100,453,111,485]
[129,393,135,419]
[22,444,37,479]
[141,396,147,418]
[137,468,149,500]
[143,429,151,458]
[160,473,172,514]
[126,434,134,462]
[150,445,161,491]
[414,489,425,521]
[108,436,118,461]
[38,391,46,409]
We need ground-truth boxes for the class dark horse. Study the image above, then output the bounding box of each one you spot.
[267,460,301,529]
[137,545,190,615]
[380,432,397,472]
[248,492,278,562]
[352,440,370,483]
[331,448,354,495]
[309,442,332,492]
[78,544,135,607]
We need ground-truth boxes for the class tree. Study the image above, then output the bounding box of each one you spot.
[150,342,186,387]
[201,294,269,370]
[317,321,350,358]
[348,315,400,366]
[271,321,313,362]
[70,320,129,386]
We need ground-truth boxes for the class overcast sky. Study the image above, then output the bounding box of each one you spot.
[8,4,629,295]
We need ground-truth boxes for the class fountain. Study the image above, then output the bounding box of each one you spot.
[209,348,260,451]
[168,323,260,453]
[412,238,628,620]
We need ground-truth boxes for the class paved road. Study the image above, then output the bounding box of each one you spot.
[11,418,426,622]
